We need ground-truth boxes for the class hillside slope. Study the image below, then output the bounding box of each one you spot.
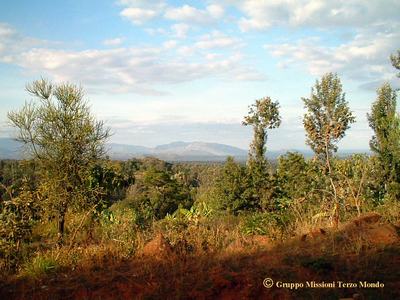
[1,213,398,299]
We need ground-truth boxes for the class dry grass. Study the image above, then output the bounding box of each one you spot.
[1,211,399,299]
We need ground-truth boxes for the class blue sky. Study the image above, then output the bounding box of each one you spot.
[0,0,399,150]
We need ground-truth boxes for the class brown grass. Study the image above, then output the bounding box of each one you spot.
[1,212,399,299]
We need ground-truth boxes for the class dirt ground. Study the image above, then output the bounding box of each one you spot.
[1,214,399,300]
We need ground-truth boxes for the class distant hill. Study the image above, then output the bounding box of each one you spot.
[110,141,248,161]
[0,138,369,161]
[0,138,24,159]
[0,138,248,161]
[107,143,152,160]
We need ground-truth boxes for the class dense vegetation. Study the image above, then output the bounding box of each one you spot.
[0,52,399,299]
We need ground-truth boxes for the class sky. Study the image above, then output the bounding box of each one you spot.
[0,0,399,151]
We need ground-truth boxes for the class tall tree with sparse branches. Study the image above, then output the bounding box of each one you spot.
[8,78,110,244]
[242,97,281,210]
[303,73,355,167]
[243,97,281,168]
[368,83,400,199]
[302,72,355,227]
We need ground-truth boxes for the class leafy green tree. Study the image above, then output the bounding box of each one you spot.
[214,156,253,213]
[89,162,133,207]
[0,182,40,269]
[8,79,110,244]
[0,160,38,201]
[242,97,281,210]
[367,83,400,199]
[302,73,355,226]
[243,97,281,169]
[303,73,355,166]
[126,163,192,222]
[276,152,309,201]
[335,154,371,215]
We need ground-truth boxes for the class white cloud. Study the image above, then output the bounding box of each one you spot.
[103,37,124,46]
[206,4,225,19]
[0,23,264,96]
[195,31,242,50]
[119,2,224,28]
[163,40,177,49]
[164,4,224,24]
[174,31,243,57]
[177,46,195,57]
[144,27,167,36]
[265,25,400,87]
[120,7,159,25]
[118,0,166,25]
[171,23,190,39]
[205,53,222,60]
[9,45,263,95]
[0,23,15,37]
[0,23,52,63]
[233,0,400,31]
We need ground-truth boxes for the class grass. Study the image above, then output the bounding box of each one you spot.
[0,207,399,299]
[22,255,59,279]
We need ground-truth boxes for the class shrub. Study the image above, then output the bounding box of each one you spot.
[23,254,58,278]
[0,184,40,270]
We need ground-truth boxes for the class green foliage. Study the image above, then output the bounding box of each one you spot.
[240,213,269,235]
[124,161,193,222]
[240,212,286,240]
[243,97,281,166]
[89,161,133,208]
[303,73,356,226]
[0,160,38,201]
[242,97,281,211]
[367,83,400,200]
[303,73,356,164]
[97,205,138,254]
[7,78,110,243]
[23,254,58,278]
[391,49,400,78]
[0,183,40,269]
[335,154,372,214]
[213,157,254,213]
[169,202,213,222]
[276,152,309,201]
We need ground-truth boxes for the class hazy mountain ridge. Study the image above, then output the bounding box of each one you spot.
[0,138,369,161]
[109,141,248,160]
[0,138,248,161]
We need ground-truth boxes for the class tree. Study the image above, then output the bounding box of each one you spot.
[8,79,110,244]
[243,97,281,168]
[276,152,309,201]
[391,49,400,78]
[126,165,192,221]
[242,97,281,211]
[367,83,400,199]
[303,73,355,166]
[302,73,355,227]
[214,157,252,213]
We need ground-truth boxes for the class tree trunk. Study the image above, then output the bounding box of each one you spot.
[57,204,67,246]
[325,138,339,229]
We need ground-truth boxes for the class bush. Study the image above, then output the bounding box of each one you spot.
[123,165,192,222]
[213,157,254,213]
[240,212,286,240]
[23,254,58,278]
[0,184,40,271]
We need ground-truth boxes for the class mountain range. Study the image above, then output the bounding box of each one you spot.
[0,138,369,161]
[0,138,249,161]
[107,141,249,161]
